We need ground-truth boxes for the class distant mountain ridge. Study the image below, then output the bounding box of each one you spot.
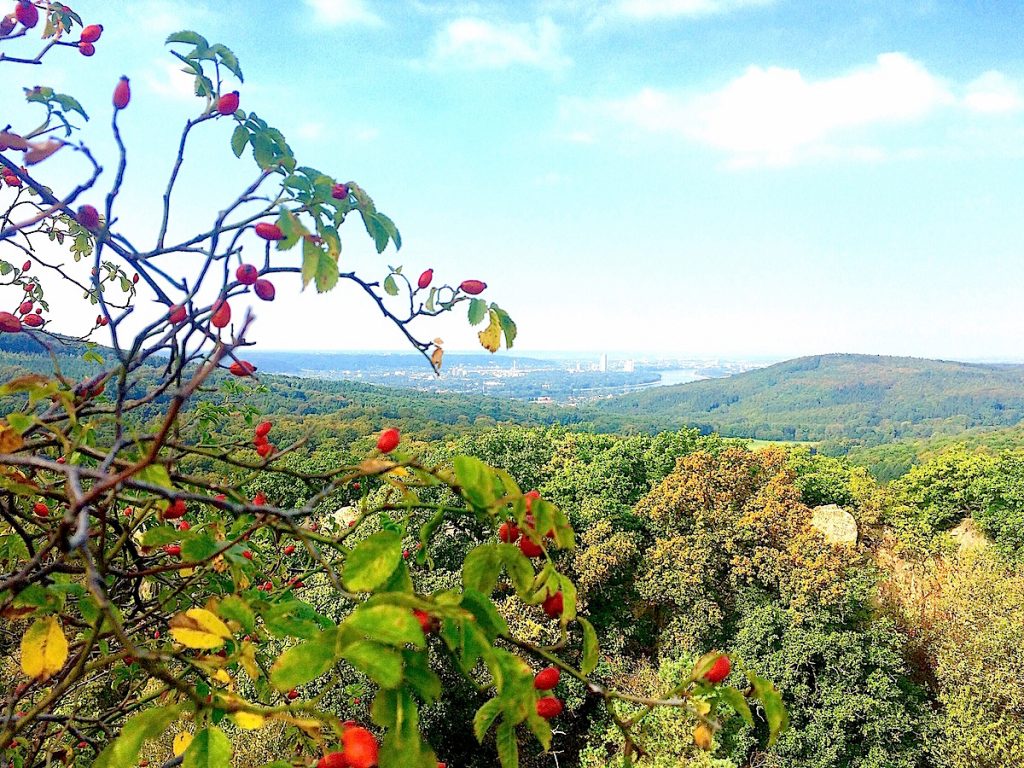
[595,353,1024,445]
[4,340,1024,446]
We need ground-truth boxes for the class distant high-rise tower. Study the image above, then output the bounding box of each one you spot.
[599,353,608,372]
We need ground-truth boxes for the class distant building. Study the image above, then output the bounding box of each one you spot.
[599,353,608,372]
[623,359,635,372]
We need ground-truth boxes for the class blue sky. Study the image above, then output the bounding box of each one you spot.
[6,0,1024,360]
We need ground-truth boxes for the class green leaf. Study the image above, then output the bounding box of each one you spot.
[301,236,319,289]
[496,720,519,768]
[402,650,442,705]
[461,589,508,640]
[137,463,172,489]
[526,712,553,752]
[139,527,183,547]
[473,698,502,742]
[93,705,182,768]
[269,628,338,690]
[251,132,276,170]
[262,600,330,640]
[383,274,399,296]
[344,603,426,649]
[468,298,487,326]
[718,685,755,727]
[182,726,233,768]
[748,672,789,746]
[342,531,403,592]
[181,532,219,562]
[453,455,498,509]
[52,93,88,121]
[579,616,599,675]
[340,641,403,689]
[499,544,534,598]
[165,30,209,47]
[210,43,243,81]
[218,595,254,633]
[462,544,501,595]
[230,125,248,158]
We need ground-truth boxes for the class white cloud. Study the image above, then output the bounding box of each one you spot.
[963,71,1022,114]
[296,122,327,140]
[598,53,955,166]
[428,16,570,70]
[303,0,382,27]
[615,0,774,19]
[125,0,211,33]
[144,61,198,102]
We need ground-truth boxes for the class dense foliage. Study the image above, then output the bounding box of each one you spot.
[597,353,1024,446]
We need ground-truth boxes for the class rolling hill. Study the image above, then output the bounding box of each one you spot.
[595,353,1024,445]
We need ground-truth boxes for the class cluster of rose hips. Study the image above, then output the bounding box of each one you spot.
[414,268,487,296]
[0,166,23,187]
[0,265,43,333]
[252,420,275,458]
[76,22,101,56]
[497,490,566,619]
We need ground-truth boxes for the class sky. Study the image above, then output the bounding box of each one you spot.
[5,0,1024,361]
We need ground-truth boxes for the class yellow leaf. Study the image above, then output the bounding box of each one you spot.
[431,346,444,372]
[179,567,195,577]
[169,608,232,649]
[239,642,260,682]
[0,421,24,453]
[21,617,68,679]
[357,458,396,475]
[478,310,501,353]
[213,668,232,685]
[172,732,193,756]
[230,711,266,730]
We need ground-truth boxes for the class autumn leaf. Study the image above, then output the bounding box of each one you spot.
[172,732,193,756]
[23,139,65,165]
[239,641,260,681]
[431,346,444,371]
[0,420,24,453]
[478,310,501,353]
[21,617,68,679]
[230,711,266,730]
[169,608,232,649]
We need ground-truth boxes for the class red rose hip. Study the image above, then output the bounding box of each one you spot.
[79,24,102,43]
[15,1,38,28]
[534,666,560,690]
[77,204,100,230]
[542,591,564,618]
[254,222,284,241]
[703,654,731,684]
[210,299,231,329]
[376,427,400,453]
[0,312,23,333]
[460,279,487,295]
[417,269,433,289]
[217,90,239,115]
[113,76,130,110]
[253,279,275,301]
[536,696,563,719]
[235,263,259,285]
